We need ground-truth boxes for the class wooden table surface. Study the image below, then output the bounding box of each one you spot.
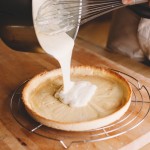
[0,38,150,150]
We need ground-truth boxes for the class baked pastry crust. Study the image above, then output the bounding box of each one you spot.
[22,66,132,131]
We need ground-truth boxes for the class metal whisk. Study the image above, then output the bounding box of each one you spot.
[35,0,149,37]
[35,0,124,36]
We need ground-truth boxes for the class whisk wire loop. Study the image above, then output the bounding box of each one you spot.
[35,0,124,36]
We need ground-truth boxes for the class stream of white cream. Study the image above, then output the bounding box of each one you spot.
[32,0,97,107]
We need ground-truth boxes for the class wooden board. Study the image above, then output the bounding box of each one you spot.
[0,39,150,150]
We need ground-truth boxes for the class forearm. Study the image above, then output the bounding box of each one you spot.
[122,0,148,5]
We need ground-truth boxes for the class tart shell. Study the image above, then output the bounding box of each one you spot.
[22,66,132,131]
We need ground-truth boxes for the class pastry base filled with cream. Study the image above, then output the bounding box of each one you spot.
[22,66,132,131]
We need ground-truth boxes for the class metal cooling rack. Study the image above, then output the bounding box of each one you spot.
[10,70,150,149]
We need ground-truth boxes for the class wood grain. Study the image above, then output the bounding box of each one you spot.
[0,38,150,150]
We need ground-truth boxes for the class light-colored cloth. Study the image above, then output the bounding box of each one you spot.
[138,18,150,60]
[107,8,145,62]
